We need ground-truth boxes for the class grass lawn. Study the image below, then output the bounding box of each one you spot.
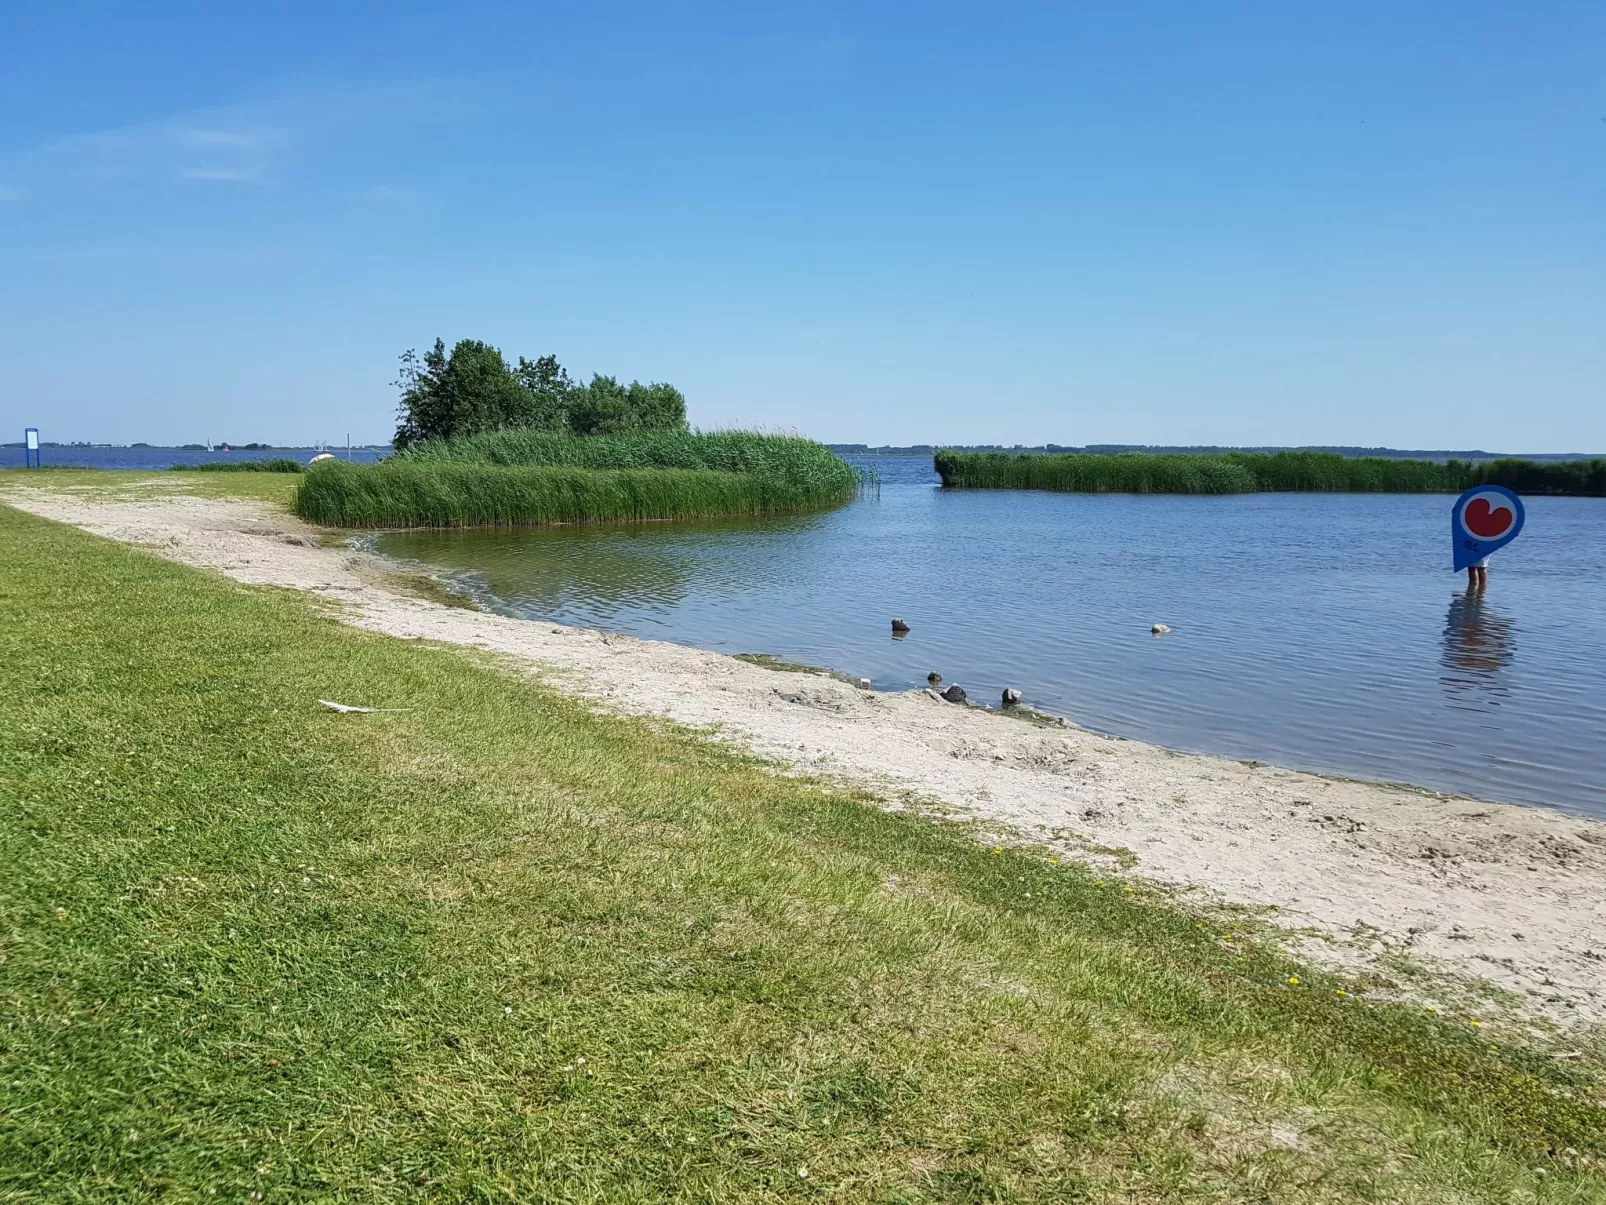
[1,501,1602,1202]
[0,467,303,509]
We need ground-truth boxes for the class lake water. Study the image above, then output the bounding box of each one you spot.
[375,456,1590,817]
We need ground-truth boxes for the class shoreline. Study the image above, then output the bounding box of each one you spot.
[9,484,1606,1027]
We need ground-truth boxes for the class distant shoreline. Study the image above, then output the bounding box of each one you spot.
[0,442,390,451]
[9,441,1605,464]
[829,442,1606,463]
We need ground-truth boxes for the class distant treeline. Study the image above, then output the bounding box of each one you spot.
[176,443,278,452]
[934,450,1606,496]
[393,339,686,449]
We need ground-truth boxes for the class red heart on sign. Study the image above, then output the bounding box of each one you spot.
[1464,497,1513,539]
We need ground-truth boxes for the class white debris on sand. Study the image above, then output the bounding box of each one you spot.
[11,486,1606,1026]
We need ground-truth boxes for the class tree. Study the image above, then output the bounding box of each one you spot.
[626,381,688,431]
[393,339,529,448]
[567,375,688,436]
[565,374,629,436]
[515,354,574,432]
[392,339,689,447]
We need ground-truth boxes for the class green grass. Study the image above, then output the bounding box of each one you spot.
[935,450,1606,496]
[0,467,305,508]
[170,458,304,474]
[295,430,861,528]
[400,428,855,488]
[2,505,1604,1201]
[935,452,1260,494]
[1230,451,1454,492]
[291,459,851,529]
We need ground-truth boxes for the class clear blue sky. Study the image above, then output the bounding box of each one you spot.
[2,2,1601,449]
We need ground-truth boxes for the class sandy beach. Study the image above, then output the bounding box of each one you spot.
[10,485,1606,1028]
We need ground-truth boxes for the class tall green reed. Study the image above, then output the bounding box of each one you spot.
[935,450,1606,496]
[934,452,1258,494]
[293,458,853,528]
[171,458,304,474]
[400,428,857,495]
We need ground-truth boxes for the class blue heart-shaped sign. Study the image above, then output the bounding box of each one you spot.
[1450,485,1525,571]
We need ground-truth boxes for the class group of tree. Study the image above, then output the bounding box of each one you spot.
[392,339,688,449]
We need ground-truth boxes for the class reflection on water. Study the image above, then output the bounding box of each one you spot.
[377,468,1606,817]
[393,514,830,626]
[1441,589,1515,702]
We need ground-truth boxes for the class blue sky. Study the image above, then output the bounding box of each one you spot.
[1,2,1601,449]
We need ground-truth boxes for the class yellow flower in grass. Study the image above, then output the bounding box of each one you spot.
[1287,976,1300,986]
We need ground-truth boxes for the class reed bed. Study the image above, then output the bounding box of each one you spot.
[1229,451,1451,492]
[171,458,304,473]
[294,429,860,528]
[402,427,858,494]
[936,450,1606,496]
[1463,457,1606,496]
[292,458,846,528]
[935,451,1258,494]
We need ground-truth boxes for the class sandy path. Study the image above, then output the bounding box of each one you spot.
[10,488,1606,1027]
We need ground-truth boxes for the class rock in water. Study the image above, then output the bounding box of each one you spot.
[927,671,942,685]
[941,684,967,704]
[891,618,911,633]
[855,677,872,690]
[1151,623,1172,635]
[1002,688,1023,707]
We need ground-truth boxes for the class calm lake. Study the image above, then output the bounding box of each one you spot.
[378,456,1606,818]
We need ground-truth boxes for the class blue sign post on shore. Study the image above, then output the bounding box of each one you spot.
[1450,484,1524,571]
[24,428,41,468]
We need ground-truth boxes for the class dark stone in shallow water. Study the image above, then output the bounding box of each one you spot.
[1002,688,1023,707]
[941,684,967,704]
[927,671,942,685]
[891,618,911,633]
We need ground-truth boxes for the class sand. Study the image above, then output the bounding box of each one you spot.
[9,486,1605,1028]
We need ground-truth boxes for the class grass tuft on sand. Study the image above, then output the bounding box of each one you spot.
[1,503,1603,1201]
